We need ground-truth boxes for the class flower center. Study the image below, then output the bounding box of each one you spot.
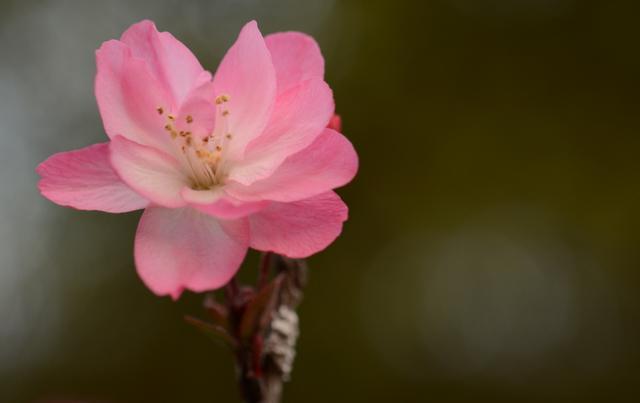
[158,95,233,190]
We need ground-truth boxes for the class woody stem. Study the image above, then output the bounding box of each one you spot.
[229,254,307,403]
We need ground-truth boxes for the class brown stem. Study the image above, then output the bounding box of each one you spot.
[187,254,307,402]
[226,276,240,299]
[232,255,307,403]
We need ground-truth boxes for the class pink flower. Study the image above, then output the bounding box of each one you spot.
[36,20,358,299]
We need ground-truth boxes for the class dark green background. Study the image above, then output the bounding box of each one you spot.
[1,0,640,401]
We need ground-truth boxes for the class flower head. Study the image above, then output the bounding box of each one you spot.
[36,20,358,299]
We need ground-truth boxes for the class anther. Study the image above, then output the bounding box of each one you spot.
[225,133,232,140]
[222,110,230,117]
[168,114,175,121]
[164,124,172,131]
[215,94,230,105]
[215,145,222,151]
[157,107,164,115]
[186,115,193,124]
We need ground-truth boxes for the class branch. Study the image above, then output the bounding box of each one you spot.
[187,254,307,403]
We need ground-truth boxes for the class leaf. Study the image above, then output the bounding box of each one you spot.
[239,275,284,342]
[185,315,237,348]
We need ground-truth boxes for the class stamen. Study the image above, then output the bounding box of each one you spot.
[215,94,230,105]
[164,123,178,139]
[183,150,204,189]
[161,96,234,190]
[196,149,209,159]
[202,160,217,184]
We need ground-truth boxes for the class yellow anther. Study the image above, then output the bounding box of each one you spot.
[168,114,175,120]
[164,124,172,131]
[196,149,210,159]
[215,94,230,105]
[186,115,193,124]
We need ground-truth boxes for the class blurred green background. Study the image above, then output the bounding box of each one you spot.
[2,0,640,401]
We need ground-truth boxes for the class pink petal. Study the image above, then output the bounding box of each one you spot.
[249,192,348,258]
[109,136,188,208]
[173,82,217,141]
[195,199,269,220]
[95,40,173,149]
[265,31,324,95]
[36,143,148,213]
[135,206,249,299]
[120,20,210,104]
[212,21,276,160]
[328,114,342,131]
[180,187,224,205]
[227,128,358,202]
[230,78,334,185]
[181,187,269,219]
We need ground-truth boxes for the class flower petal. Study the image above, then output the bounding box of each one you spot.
[212,21,276,160]
[109,136,188,208]
[120,20,210,104]
[181,187,269,220]
[227,128,358,202]
[249,192,348,258]
[327,114,342,131]
[265,31,324,95]
[135,206,249,299]
[180,187,224,205]
[95,40,173,149]
[195,199,269,220]
[36,143,148,213]
[229,78,334,185]
[173,82,217,141]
